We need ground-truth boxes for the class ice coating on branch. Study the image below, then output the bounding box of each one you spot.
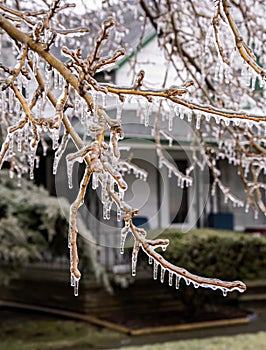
[119,160,148,181]
[141,240,246,295]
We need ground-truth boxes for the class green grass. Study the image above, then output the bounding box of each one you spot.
[114,332,266,350]
[1,312,266,350]
[0,315,125,350]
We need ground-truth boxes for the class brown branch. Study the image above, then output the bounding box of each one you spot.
[87,18,116,68]
[212,5,230,65]
[129,220,246,293]
[11,84,41,126]
[0,4,35,25]
[69,166,91,284]
[222,0,266,80]
[102,83,266,122]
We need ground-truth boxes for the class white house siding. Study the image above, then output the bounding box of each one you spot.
[117,140,204,231]
[123,148,159,228]
[116,35,182,89]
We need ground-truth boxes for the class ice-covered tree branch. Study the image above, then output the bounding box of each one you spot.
[0,0,265,298]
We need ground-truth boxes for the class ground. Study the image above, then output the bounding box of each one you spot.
[1,302,266,350]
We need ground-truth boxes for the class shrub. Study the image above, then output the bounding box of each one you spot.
[0,171,109,288]
[157,228,266,281]
[149,228,266,315]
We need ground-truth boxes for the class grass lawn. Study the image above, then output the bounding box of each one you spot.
[113,332,266,350]
[1,308,266,350]
[0,309,125,350]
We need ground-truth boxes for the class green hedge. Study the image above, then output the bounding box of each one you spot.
[157,228,266,281]
[149,228,266,313]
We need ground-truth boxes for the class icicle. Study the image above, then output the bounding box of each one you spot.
[233,118,240,126]
[74,277,79,296]
[71,272,75,287]
[106,207,111,220]
[29,163,34,180]
[8,89,14,114]
[225,118,230,126]
[73,90,80,115]
[117,208,121,222]
[185,278,191,286]
[17,130,22,152]
[196,113,201,129]
[187,110,192,123]
[80,101,87,124]
[8,133,14,157]
[153,261,158,280]
[144,101,151,127]
[175,275,180,289]
[52,127,60,150]
[179,107,184,119]
[116,98,123,119]
[168,105,174,131]
[148,256,153,265]
[222,288,227,297]
[53,156,59,175]
[53,70,59,89]
[168,271,173,286]
[35,156,40,169]
[160,267,165,283]
[0,90,5,115]
[132,258,137,276]
[251,77,256,91]
[120,234,127,254]
[92,173,99,190]
[215,116,221,124]
[67,160,74,189]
